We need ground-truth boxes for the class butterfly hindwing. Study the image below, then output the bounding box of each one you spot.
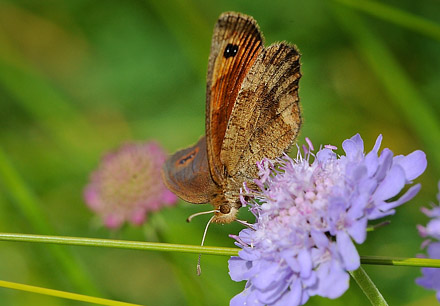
[221,43,302,181]
[162,137,219,204]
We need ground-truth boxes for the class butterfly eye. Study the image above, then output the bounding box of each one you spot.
[224,43,239,58]
[177,148,199,165]
[219,204,231,214]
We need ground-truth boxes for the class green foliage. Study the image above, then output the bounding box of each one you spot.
[0,0,439,305]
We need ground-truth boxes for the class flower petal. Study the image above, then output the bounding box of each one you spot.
[229,257,252,282]
[393,150,427,181]
[230,291,247,306]
[275,277,303,306]
[372,134,383,153]
[298,249,313,278]
[373,165,406,201]
[375,148,393,181]
[316,259,350,298]
[230,287,264,306]
[378,183,421,212]
[252,262,280,290]
[255,270,291,304]
[364,151,379,177]
[342,134,364,160]
[316,148,336,162]
[337,231,360,270]
[347,217,368,244]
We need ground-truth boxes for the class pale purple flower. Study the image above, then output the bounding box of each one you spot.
[416,181,440,301]
[84,141,177,229]
[229,134,427,306]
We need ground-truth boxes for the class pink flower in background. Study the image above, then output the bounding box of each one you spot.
[84,141,177,229]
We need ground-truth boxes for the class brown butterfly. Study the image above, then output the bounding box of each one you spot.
[162,12,302,224]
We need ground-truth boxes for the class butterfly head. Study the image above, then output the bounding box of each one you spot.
[211,194,242,224]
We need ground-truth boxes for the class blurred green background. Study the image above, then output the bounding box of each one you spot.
[0,0,439,305]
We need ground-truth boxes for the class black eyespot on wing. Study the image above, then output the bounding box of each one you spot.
[224,44,239,58]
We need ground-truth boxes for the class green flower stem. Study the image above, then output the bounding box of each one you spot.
[0,280,144,306]
[350,266,388,306]
[0,233,239,256]
[361,255,440,268]
[1,233,440,268]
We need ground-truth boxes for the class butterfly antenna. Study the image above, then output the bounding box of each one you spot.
[197,215,215,276]
[187,209,219,223]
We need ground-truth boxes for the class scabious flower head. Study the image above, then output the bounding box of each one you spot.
[84,141,177,229]
[416,181,440,301]
[229,134,427,306]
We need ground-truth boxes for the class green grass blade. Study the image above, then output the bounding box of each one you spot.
[350,267,388,306]
[334,0,440,41]
[0,280,143,306]
[0,58,92,158]
[147,0,211,76]
[0,148,101,295]
[332,5,440,175]
[0,29,101,160]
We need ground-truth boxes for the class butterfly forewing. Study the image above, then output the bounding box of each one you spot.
[206,12,264,184]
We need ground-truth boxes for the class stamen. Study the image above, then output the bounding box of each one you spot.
[305,137,314,151]
[302,144,309,155]
[324,144,338,150]
[186,210,219,223]
[197,215,215,276]
[235,219,255,229]
[229,234,250,247]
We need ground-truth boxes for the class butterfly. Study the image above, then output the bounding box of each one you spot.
[162,11,302,224]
